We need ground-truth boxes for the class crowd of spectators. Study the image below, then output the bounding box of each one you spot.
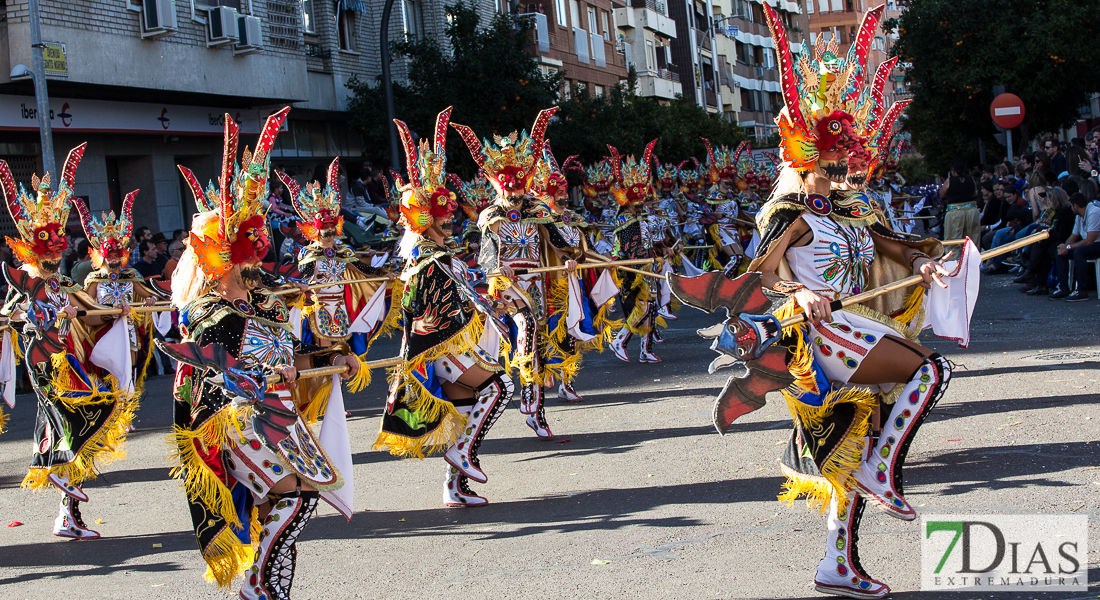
[954,135,1100,302]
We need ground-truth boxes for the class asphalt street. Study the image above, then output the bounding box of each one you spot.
[0,273,1098,600]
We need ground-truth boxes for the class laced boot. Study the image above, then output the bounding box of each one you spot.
[557,382,583,402]
[521,383,553,438]
[53,496,100,540]
[855,355,951,520]
[48,472,89,502]
[445,375,510,483]
[653,326,666,344]
[443,466,487,507]
[609,328,632,362]
[639,331,661,363]
[240,490,319,600]
[722,253,744,279]
[813,492,889,599]
[657,305,677,321]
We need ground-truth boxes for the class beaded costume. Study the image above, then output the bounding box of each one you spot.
[0,144,136,540]
[374,107,514,508]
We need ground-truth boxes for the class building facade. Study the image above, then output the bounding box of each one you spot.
[520,0,630,99]
[614,0,681,101]
[0,0,502,237]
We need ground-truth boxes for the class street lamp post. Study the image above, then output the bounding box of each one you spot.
[27,0,56,176]
[380,0,401,171]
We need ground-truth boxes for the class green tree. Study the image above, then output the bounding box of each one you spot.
[347,3,560,174]
[887,0,1100,171]
[347,3,751,176]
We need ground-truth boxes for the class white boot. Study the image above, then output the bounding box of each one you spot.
[813,492,889,599]
[521,383,553,438]
[53,496,100,540]
[609,328,631,362]
[856,355,950,521]
[48,472,89,502]
[444,375,510,483]
[657,305,677,321]
[639,332,661,363]
[444,465,488,507]
[240,491,319,600]
[557,382,583,402]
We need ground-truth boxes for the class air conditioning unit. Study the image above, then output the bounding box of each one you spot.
[656,1,667,16]
[235,15,263,54]
[207,6,239,47]
[141,0,178,39]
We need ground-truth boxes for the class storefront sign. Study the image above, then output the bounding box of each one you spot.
[0,95,278,135]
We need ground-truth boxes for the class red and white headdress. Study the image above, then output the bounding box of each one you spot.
[607,139,658,206]
[72,188,137,269]
[452,107,558,195]
[278,158,342,243]
[393,107,457,235]
[0,144,85,267]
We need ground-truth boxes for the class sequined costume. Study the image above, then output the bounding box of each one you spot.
[0,144,136,540]
[374,107,514,507]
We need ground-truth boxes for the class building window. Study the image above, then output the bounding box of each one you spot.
[570,0,580,31]
[302,0,316,33]
[197,0,242,10]
[404,0,422,40]
[646,40,656,70]
[338,10,356,50]
[555,0,568,27]
[588,6,597,34]
[806,0,813,13]
[601,10,610,41]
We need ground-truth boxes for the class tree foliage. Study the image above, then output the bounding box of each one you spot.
[887,0,1100,171]
[347,2,750,177]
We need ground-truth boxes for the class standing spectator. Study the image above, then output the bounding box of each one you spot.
[1051,193,1100,301]
[70,240,94,286]
[134,240,162,279]
[162,240,186,281]
[939,157,980,242]
[131,226,152,264]
[1046,139,1067,179]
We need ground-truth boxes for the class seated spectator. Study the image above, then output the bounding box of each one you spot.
[134,240,162,279]
[151,232,170,270]
[981,182,1028,258]
[979,180,1002,229]
[1051,193,1100,301]
[1017,188,1075,295]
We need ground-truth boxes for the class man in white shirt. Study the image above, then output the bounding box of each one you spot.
[1051,194,1100,301]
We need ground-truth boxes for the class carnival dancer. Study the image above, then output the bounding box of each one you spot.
[742,7,956,598]
[72,191,164,395]
[1,144,137,540]
[372,107,514,508]
[453,107,577,439]
[168,108,364,598]
[700,139,755,276]
[531,142,609,403]
[276,159,395,355]
[564,157,616,252]
[605,141,664,364]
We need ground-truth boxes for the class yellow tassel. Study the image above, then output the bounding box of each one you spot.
[779,386,876,512]
[47,352,116,407]
[22,393,138,490]
[371,401,465,459]
[892,286,925,328]
[300,379,333,426]
[777,465,835,514]
[165,403,248,529]
[10,330,23,361]
[200,521,259,588]
[347,353,372,393]
[0,404,6,435]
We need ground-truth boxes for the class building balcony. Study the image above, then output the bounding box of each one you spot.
[807,11,862,29]
[637,72,682,99]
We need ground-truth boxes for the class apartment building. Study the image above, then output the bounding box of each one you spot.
[0,0,482,236]
[666,0,805,138]
[805,0,907,104]
[614,0,681,101]
[521,0,628,99]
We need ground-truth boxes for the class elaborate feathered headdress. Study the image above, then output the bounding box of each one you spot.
[452,107,558,195]
[852,55,911,176]
[178,107,289,280]
[530,141,568,201]
[72,189,136,269]
[677,158,704,194]
[654,155,679,192]
[764,3,884,171]
[393,107,457,235]
[278,158,342,242]
[449,172,494,221]
[1,143,85,267]
[562,157,613,199]
[701,138,742,184]
[607,139,658,206]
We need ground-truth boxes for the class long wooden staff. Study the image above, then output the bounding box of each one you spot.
[263,355,402,385]
[585,251,668,281]
[775,230,1047,328]
[271,276,392,296]
[503,257,656,277]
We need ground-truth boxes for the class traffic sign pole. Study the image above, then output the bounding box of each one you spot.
[990,93,1025,162]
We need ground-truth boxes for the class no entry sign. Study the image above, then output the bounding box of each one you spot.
[991,93,1025,129]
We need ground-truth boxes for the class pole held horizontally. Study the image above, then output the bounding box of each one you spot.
[777,230,1049,329]
[271,276,392,296]
[263,356,403,386]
